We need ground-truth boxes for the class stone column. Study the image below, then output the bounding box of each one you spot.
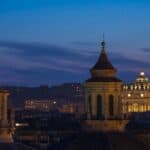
[91,93,96,119]
[85,93,91,120]
[3,93,8,127]
[0,90,13,143]
[0,93,2,121]
[0,91,9,128]
[114,94,118,117]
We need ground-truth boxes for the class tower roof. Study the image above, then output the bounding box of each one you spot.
[86,39,121,83]
[91,41,116,70]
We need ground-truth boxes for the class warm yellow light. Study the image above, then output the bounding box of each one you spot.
[141,93,144,97]
[15,123,28,127]
[15,123,20,127]
[128,93,131,97]
[133,103,138,112]
[138,85,141,90]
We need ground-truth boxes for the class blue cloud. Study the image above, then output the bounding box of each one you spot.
[140,48,150,53]
[0,40,149,85]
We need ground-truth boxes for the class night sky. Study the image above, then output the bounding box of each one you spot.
[0,0,150,86]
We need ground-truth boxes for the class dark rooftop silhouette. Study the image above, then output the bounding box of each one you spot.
[86,77,121,82]
[91,41,116,71]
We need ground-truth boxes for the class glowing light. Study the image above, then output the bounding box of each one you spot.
[15,123,20,127]
[128,93,131,97]
[15,123,28,127]
[140,72,145,76]
[141,93,144,97]
[138,85,141,90]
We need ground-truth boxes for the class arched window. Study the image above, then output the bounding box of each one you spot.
[140,104,144,112]
[97,95,102,119]
[128,104,132,112]
[88,95,92,115]
[109,95,114,116]
[133,103,138,112]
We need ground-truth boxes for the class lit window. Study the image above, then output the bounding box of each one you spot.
[145,78,149,82]
[138,85,141,90]
[140,93,144,97]
[128,105,132,112]
[128,93,131,97]
[133,103,138,112]
[139,105,144,112]
[143,105,147,111]
[140,72,145,76]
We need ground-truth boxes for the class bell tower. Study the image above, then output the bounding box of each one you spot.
[84,40,122,120]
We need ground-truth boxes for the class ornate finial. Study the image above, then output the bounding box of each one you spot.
[101,41,105,48]
[101,33,106,52]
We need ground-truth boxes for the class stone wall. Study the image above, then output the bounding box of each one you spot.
[84,120,129,131]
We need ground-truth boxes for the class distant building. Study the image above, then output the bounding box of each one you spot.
[60,104,76,113]
[122,71,150,116]
[60,102,84,116]
[25,100,56,111]
[14,111,81,149]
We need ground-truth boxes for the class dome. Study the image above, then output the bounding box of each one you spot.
[136,72,149,83]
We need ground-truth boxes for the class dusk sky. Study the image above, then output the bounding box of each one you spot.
[0,0,150,86]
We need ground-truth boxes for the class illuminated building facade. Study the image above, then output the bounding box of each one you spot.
[122,72,150,116]
[25,100,56,111]
[59,102,84,116]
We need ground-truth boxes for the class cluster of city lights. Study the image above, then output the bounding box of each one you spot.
[124,84,150,90]
[127,93,144,98]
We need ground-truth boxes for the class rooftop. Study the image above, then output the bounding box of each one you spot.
[91,41,116,71]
